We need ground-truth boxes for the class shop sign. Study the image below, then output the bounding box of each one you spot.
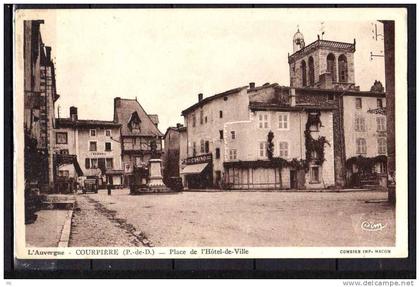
[182,153,212,165]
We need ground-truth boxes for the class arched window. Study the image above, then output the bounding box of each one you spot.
[308,56,315,86]
[338,54,348,83]
[301,60,307,86]
[327,53,337,82]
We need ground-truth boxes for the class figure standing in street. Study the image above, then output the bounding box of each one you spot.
[107,182,112,196]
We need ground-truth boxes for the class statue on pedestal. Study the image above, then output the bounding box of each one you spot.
[147,138,169,192]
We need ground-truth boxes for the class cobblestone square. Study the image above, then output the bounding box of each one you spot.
[69,189,395,247]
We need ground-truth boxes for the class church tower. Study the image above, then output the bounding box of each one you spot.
[288,29,357,91]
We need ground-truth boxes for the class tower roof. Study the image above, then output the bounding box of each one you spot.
[288,38,356,64]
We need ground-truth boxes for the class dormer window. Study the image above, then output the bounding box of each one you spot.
[131,122,140,133]
[128,111,141,133]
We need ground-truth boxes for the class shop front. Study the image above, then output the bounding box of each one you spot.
[53,154,84,193]
[223,159,308,190]
[346,155,388,188]
[180,154,213,189]
[105,169,124,188]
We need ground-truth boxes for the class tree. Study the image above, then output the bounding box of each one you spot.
[267,131,274,160]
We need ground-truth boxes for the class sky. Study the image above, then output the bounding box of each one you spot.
[34,9,386,133]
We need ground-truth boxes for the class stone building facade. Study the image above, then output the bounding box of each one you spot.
[224,87,336,190]
[288,30,387,188]
[54,107,123,188]
[179,84,336,190]
[342,92,387,187]
[24,20,59,192]
[180,87,250,189]
[113,97,163,186]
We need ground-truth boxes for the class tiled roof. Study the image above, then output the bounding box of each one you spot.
[114,98,163,137]
[163,125,185,139]
[288,39,356,63]
[54,154,83,176]
[148,114,159,125]
[247,83,279,92]
[181,86,248,116]
[56,118,121,128]
[293,86,385,97]
[249,102,336,111]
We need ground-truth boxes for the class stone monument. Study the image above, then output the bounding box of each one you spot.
[147,139,169,192]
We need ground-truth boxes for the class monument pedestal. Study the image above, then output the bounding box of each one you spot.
[148,159,169,192]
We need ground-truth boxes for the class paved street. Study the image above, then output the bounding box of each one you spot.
[69,189,395,247]
[69,194,148,247]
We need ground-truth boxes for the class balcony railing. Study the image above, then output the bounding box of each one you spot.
[122,142,162,152]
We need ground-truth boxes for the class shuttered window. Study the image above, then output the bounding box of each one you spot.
[356,138,367,154]
[378,138,387,154]
[377,117,386,131]
[279,142,289,157]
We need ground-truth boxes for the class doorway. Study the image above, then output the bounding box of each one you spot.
[290,170,298,189]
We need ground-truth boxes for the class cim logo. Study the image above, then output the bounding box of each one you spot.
[361,221,387,231]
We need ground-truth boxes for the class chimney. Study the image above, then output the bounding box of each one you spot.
[70,106,78,121]
[249,82,255,89]
[319,72,333,89]
[198,93,203,102]
[114,97,121,108]
[176,123,183,129]
[45,46,52,62]
[289,88,296,107]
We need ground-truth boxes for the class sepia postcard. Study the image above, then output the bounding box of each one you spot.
[13,7,408,259]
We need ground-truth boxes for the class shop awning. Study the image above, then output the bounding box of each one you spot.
[54,154,84,176]
[105,169,125,175]
[180,163,209,175]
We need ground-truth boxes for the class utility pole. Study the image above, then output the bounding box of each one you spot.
[370,22,384,61]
